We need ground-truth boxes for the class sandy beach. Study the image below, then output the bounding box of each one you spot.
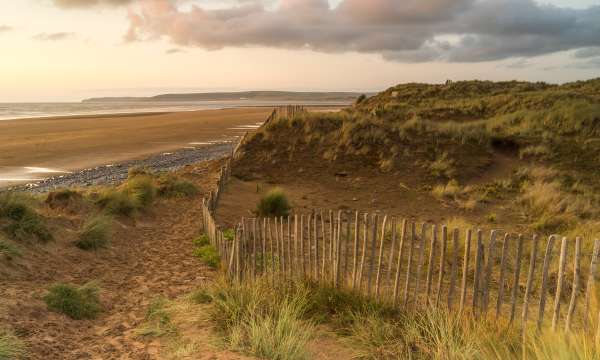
[0,107,273,187]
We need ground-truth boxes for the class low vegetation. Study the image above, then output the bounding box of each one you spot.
[123,175,157,208]
[45,189,82,209]
[74,216,112,250]
[95,188,137,216]
[0,193,52,243]
[0,329,26,360]
[0,236,21,259]
[192,234,220,268]
[43,282,102,320]
[137,297,175,338]
[256,188,291,217]
[157,174,199,198]
[184,276,600,360]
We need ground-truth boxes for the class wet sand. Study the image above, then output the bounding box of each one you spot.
[0,107,272,187]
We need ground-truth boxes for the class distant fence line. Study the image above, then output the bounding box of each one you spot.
[200,105,600,337]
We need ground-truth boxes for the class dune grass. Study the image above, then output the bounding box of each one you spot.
[95,188,137,216]
[123,175,157,208]
[157,174,199,198]
[0,237,21,259]
[256,188,291,217]
[74,215,112,250]
[45,189,82,209]
[0,193,52,243]
[43,282,102,320]
[0,329,26,360]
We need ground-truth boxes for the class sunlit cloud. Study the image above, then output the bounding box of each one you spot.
[51,0,135,8]
[0,25,12,32]
[122,0,600,63]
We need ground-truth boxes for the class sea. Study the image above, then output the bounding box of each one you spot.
[0,100,344,121]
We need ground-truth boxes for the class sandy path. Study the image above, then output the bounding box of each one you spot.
[0,161,243,359]
[0,108,271,186]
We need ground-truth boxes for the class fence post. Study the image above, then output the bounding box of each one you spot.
[320,211,327,282]
[473,230,484,316]
[495,233,510,319]
[584,239,600,330]
[447,228,459,309]
[509,234,524,324]
[538,235,557,330]
[521,234,539,332]
[393,219,407,305]
[435,225,448,308]
[300,215,305,277]
[403,222,416,307]
[482,230,499,315]
[358,213,369,292]
[565,237,581,332]
[352,211,360,290]
[375,215,387,296]
[387,217,398,295]
[314,213,319,280]
[425,224,438,305]
[459,229,472,314]
[552,237,569,330]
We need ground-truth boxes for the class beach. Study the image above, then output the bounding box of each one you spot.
[0,107,273,188]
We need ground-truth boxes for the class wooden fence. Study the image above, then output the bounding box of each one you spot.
[200,105,600,336]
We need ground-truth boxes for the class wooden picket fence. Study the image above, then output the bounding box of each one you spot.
[200,106,600,337]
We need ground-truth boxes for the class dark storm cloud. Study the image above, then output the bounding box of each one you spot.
[32,32,76,41]
[93,0,600,62]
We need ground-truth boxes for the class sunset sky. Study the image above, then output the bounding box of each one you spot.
[1,0,599,101]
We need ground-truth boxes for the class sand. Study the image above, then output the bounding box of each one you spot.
[0,107,272,186]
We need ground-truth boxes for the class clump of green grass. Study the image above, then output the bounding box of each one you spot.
[223,229,235,241]
[0,237,21,259]
[43,282,102,320]
[157,174,199,198]
[432,179,462,199]
[95,189,137,216]
[193,245,220,269]
[428,152,457,179]
[192,234,210,247]
[201,277,314,360]
[0,329,26,360]
[137,297,175,337]
[123,175,156,208]
[256,188,291,217]
[0,193,53,243]
[74,216,112,250]
[45,189,82,209]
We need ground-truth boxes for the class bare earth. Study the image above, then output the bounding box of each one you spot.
[0,108,272,185]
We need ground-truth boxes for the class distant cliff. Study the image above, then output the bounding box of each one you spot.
[82,91,368,103]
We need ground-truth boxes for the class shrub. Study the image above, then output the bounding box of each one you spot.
[223,229,235,241]
[0,238,21,259]
[192,235,210,247]
[128,166,153,179]
[0,194,52,243]
[95,189,136,216]
[43,282,102,320]
[75,216,112,250]
[157,174,199,198]
[123,176,156,208]
[45,189,82,209]
[0,329,26,360]
[432,180,462,199]
[193,245,220,269]
[256,188,291,217]
[428,152,457,179]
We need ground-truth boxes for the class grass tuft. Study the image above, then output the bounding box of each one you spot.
[0,237,21,259]
[0,329,26,360]
[0,193,52,243]
[95,189,137,216]
[45,189,82,209]
[123,175,157,209]
[157,174,199,198]
[74,216,112,250]
[193,245,220,269]
[256,188,291,217]
[43,282,102,320]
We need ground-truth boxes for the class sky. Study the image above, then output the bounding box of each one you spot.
[0,0,599,102]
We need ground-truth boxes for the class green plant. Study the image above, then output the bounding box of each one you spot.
[95,189,136,216]
[137,297,174,337]
[193,245,220,269]
[157,174,199,198]
[45,189,82,209]
[0,238,21,259]
[43,282,102,320]
[128,166,153,179]
[123,175,156,208]
[223,229,235,241]
[256,188,291,217]
[75,216,112,250]
[0,193,52,243]
[192,234,210,247]
[0,329,26,360]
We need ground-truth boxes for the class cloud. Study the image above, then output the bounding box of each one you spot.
[574,47,600,59]
[32,32,76,41]
[0,25,12,33]
[51,0,134,7]
[122,0,600,63]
